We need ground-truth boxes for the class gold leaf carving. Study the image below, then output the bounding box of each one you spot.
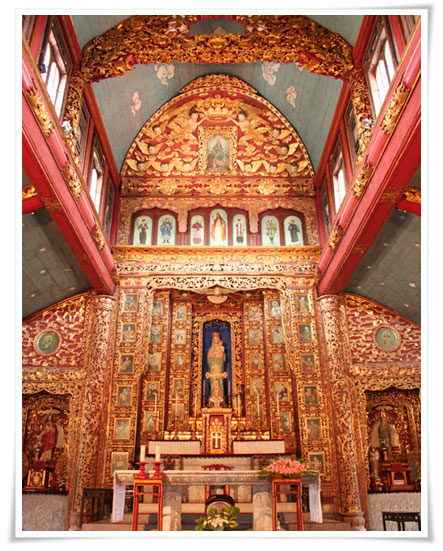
[352,162,374,199]
[381,82,410,135]
[328,226,344,251]
[22,185,37,200]
[403,187,421,204]
[24,88,54,137]
[62,162,82,201]
[91,224,105,250]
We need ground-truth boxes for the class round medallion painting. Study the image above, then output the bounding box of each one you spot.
[375,326,400,351]
[35,330,61,355]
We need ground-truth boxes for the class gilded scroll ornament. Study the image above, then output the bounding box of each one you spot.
[62,162,83,201]
[381,82,410,135]
[24,88,54,137]
[403,187,421,205]
[91,224,105,250]
[352,162,374,199]
[22,185,37,200]
[80,15,353,82]
[328,226,345,251]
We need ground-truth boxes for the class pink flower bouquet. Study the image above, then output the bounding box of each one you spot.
[257,456,317,478]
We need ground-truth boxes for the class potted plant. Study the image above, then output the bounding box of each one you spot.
[195,505,240,531]
[257,456,317,479]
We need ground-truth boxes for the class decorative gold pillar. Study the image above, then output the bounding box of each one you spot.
[68,294,117,530]
[318,294,366,530]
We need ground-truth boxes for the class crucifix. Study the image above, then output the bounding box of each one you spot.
[212,431,222,450]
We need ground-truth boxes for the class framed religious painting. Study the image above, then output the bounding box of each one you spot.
[374,325,401,352]
[271,326,285,345]
[114,418,130,440]
[269,299,282,318]
[250,379,261,396]
[300,353,315,374]
[298,323,313,343]
[232,214,247,246]
[275,382,289,402]
[175,328,186,345]
[308,452,325,475]
[157,214,176,245]
[190,215,204,246]
[261,216,280,246]
[172,403,184,421]
[144,411,156,432]
[273,353,286,372]
[304,385,319,406]
[199,125,237,174]
[279,412,291,433]
[209,209,228,246]
[148,352,161,372]
[250,354,261,371]
[174,353,186,370]
[111,451,129,474]
[173,378,185,395]
[306,417,321,442]
[123,293,137,313]
[249,305,260,322]
[249,329,260,346]
[117,385,132,407]
[120,354,134,374]
[284,215,303,246]
[296,294,311,315]
[122,323,136,343]
[34,329,61,356]
[176,305,187,321]
[146,382,159,402]
[152,299,164,317]
[133,215,152,245]
[150,326,162,344]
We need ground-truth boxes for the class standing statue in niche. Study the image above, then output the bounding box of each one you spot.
[370,408,400,460]
[205,332,227,408]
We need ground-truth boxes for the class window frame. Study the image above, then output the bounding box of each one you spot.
[37,16,72,118]
[329,135,349,215]
[87,135,107,217]
[363,16,399,117]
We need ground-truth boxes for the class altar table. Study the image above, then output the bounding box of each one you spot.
[111,469,322,530]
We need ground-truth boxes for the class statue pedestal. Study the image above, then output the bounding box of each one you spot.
[23,461,54,492]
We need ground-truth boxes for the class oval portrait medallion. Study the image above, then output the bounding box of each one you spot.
[34,330,61,356]
[374,325,400,352]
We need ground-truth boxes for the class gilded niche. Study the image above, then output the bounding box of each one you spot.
[120,74,314,195]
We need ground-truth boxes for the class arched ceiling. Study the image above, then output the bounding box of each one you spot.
[70,15,364,173]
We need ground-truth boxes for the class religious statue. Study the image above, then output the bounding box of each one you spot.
[37,415,64,461]
[370,408,400,460]
[205,332,227,408]
[369,446,382,490]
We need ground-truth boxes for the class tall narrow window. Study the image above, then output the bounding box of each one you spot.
[88,137,106,216]
[363,17,399,117]
[320,178,331,236]
[329,137,348,215]
[345,101,360,169]
[38,17,71,117]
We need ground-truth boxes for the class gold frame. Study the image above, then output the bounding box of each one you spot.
[198,125,238,174]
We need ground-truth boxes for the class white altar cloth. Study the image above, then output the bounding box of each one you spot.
[111,469,323,525]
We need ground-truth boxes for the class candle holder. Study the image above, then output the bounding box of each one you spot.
[151,461,163,479]
[136,461,147,479]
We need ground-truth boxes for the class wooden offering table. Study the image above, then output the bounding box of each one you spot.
[271,478,303,531]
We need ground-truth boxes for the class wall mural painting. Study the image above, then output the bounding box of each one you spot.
[261,215,280,246]
[190,215,204,246]
[284,215,303,246]
[133,215,152,245]
[209,209,228,246]
[157,214,176,245]
[202,320,232,408]
[232,214,247,246]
